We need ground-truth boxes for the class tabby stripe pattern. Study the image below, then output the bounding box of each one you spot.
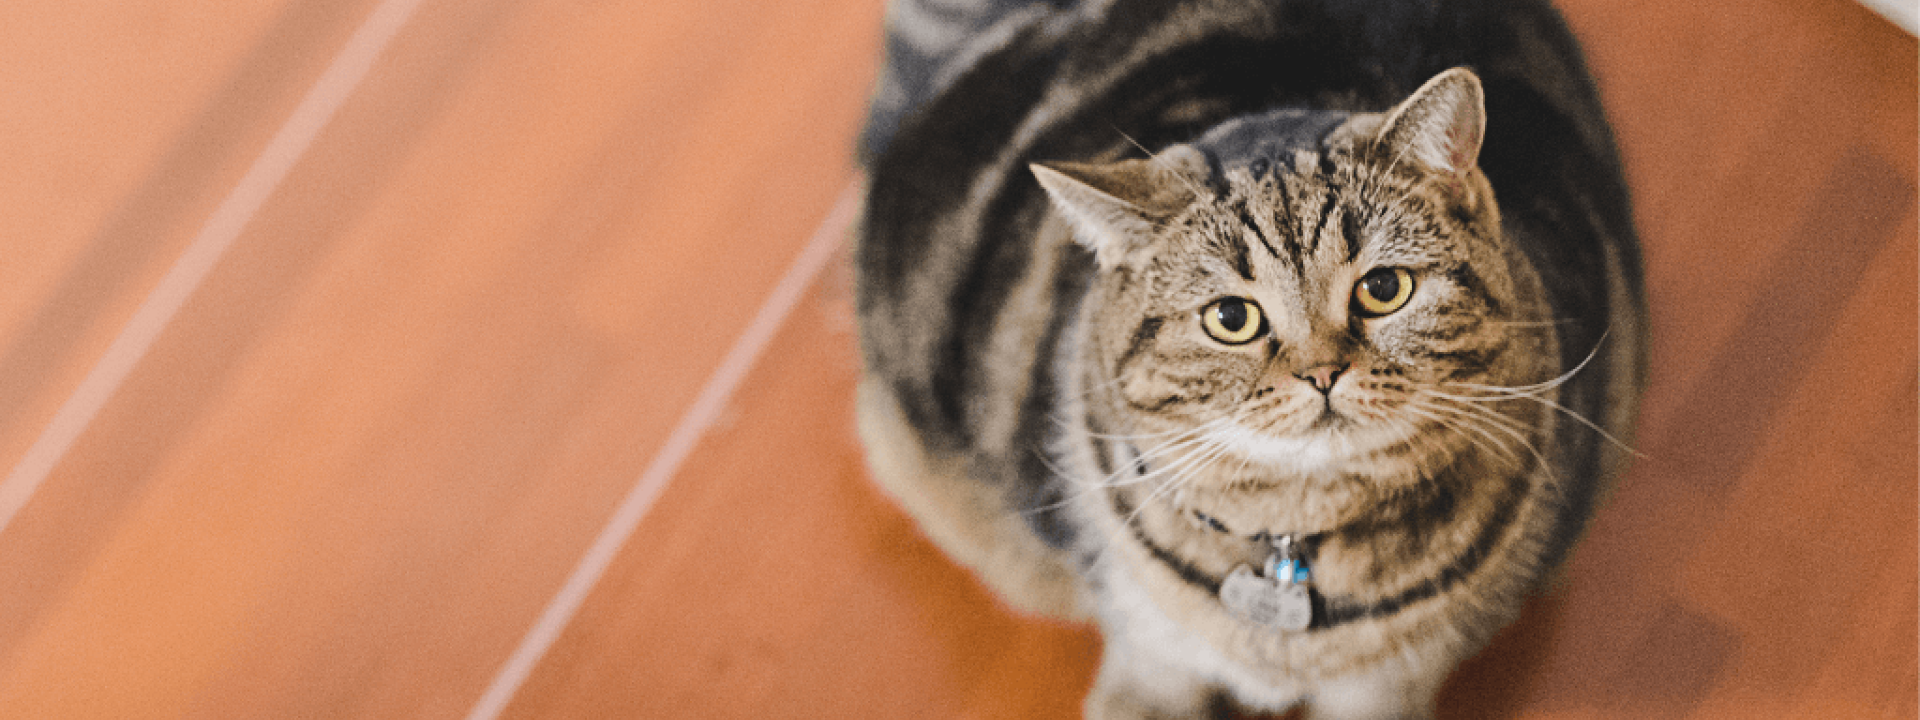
[857,0,1647,706]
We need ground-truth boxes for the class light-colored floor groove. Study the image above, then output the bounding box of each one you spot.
[0,0,428,538]
[463,179,862,720]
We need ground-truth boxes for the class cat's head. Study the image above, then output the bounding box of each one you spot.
[1033,69,1553,482]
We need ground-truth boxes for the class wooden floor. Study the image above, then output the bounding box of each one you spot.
[0,0,1910,718]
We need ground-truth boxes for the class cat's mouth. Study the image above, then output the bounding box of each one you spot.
[1307,401,1350,431]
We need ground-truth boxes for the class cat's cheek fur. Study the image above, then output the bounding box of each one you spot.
[1112,341,1260,417]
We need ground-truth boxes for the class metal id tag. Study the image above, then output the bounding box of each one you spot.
[1220,564,1313,631]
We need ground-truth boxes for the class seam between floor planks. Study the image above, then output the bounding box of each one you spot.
[0,0,428,538]
[464,179,862,720]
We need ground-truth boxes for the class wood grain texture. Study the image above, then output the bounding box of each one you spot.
[0,0,1910,718]
[0,0,880,717]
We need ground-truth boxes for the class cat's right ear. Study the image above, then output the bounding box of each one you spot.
[1374,67,1486,181]
[1030,146,1206,268]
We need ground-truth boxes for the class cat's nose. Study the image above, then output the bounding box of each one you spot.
[1297,364,1348,393]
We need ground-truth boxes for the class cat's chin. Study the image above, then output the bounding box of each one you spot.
[1206,421,1410,478]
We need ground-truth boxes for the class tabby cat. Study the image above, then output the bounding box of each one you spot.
[853,0,1646,717]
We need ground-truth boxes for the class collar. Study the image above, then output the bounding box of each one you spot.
[1190,508,1324,550]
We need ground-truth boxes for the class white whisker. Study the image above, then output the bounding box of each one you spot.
[1402,400,1521,468]
[1081,423,1240,573]
[1024,418,1231,517]
[1116,129,1210,199]
[1429,330,1640,457]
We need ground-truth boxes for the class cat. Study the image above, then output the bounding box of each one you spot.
[853,0,1646,717]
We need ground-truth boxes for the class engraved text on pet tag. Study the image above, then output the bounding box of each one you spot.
[1219,564,1313,631]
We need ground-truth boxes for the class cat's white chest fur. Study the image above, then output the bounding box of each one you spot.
[1210,424,1353,477]
[1094,553,1311,711]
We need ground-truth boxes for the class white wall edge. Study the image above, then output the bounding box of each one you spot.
[1855,0,1917,36]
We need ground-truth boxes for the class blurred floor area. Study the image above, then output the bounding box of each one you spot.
[0,0,1910,718]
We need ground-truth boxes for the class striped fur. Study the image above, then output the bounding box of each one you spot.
[855,1,1645,717]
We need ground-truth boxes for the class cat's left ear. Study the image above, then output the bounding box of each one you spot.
[1030,145,1208,268]
[1375,67,1486,181]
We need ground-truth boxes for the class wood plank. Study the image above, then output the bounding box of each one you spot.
[0,0,882,716]
[500,253,1106,719]
[0,0,383,682]
[0,0,378,506]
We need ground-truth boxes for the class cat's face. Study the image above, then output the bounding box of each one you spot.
[1036,69,1553,482]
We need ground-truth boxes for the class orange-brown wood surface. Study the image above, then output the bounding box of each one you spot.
[0,0,1911,718]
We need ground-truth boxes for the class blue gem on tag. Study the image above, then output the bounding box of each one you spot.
[1277,558,1311,585]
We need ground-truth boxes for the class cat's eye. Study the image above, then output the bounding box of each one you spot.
[1201,297,1266,345]
[1353,268,1415,317]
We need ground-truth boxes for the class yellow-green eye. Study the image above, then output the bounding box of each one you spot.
[1353,268,1414,317]
[1201,297,1266,345]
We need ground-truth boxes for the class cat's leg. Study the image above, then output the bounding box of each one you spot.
[1300,666,1447,720]
[1085,637,1225,720]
